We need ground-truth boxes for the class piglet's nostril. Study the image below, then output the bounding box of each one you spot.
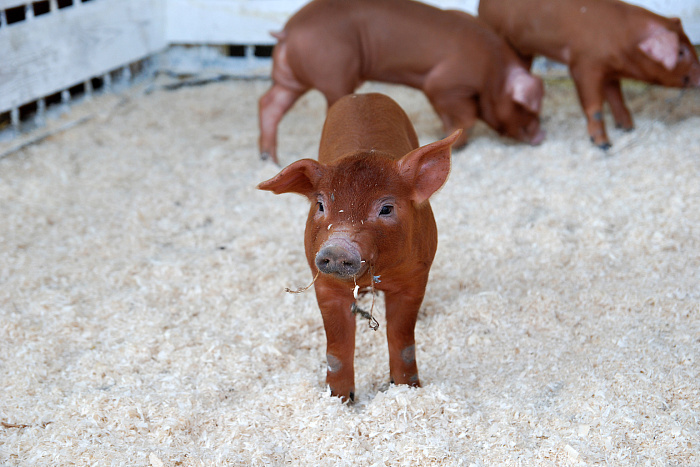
[315,244,362,278]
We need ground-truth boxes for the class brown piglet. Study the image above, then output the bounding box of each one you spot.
[258,93,461,402]
[258,0,544,164]
[479,0,700,150]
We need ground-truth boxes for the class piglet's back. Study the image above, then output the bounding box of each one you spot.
[318,93,420,165]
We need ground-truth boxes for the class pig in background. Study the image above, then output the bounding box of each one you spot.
[259,93,461,401]
[479,0,700,150]
[258,0,545,165]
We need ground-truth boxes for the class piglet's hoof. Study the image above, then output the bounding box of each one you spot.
[591,138,612,151]
[615,123,635,132]
[330,388,355,403]
[260,151,280,166]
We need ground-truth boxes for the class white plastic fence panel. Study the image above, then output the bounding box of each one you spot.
[166,0,308,44]
[0,0,166,114]
[164,0,700,45]
[164,0,478,44]
[0,1,30,8]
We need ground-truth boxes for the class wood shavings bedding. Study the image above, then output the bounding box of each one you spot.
[0,76,698,466]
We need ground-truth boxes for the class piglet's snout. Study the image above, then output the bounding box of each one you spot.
[315,241,363,279]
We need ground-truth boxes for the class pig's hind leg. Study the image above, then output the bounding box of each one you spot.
[258,37,311,164]
[604,79,634,131]
[313,73,363,110]
[258,84,306,164]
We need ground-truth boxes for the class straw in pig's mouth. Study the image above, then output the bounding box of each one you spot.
[284,263,381,331]
[351,271,380,331]
[351,302,379,331]
[284,270,320,294]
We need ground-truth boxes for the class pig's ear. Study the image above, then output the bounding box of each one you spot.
[257,159,323,198]
[639,27,680,70]
[506,68,543,114]
[398,130,462,204]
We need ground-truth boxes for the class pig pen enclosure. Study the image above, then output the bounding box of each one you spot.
[1,0,700,465]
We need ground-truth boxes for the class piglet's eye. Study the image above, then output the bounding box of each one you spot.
[317,202,324,212]
[379,205,394,216]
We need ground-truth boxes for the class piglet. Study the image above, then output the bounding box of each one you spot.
[479,0,700,149]
[259,93,461,401]
[258,0,544,164]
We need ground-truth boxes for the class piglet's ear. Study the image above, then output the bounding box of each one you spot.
[398,130,462,204]
[506,68,544,114]
[639,27,679,70]
[257,159,323,198]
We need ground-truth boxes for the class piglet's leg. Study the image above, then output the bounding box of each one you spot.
[570,63,611,150]
[384,284,427,388]
[314,281,357,402]
[258,84,305,164]
[603,79,634,131]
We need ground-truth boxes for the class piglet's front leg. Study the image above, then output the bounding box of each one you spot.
[384,282,428,388]
[314,280,357,402]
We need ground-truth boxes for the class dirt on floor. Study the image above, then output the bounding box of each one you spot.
[0,74,699,466]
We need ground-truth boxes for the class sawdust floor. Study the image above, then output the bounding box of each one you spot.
[1,76,699,466]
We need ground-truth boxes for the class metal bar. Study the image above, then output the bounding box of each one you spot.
[10,107,19,132]
[35,98,46,126]
[122,65,132,83]
[84,79,93,97]
[103,72,112,90]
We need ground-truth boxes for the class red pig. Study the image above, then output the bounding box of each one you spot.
[258,0,544,164]
[479,0,700,149]
[258,93,461,401]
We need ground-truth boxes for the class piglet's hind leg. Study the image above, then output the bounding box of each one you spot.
[258,84,305,164]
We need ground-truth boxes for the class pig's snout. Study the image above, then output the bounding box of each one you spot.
[315,242,363,279]
[529,128,546,145]
[523,119,546,145]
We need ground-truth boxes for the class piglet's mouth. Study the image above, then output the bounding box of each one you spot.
[314,239,369,280]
